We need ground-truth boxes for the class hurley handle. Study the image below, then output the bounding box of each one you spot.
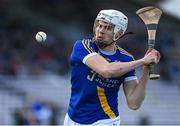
[147,24,160,80]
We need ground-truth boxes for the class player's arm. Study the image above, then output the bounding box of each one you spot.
[85,49,158,78]
[122,50,160,110]
[123,66,149,110]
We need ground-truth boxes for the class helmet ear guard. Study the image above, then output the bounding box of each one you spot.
[113,31,123,41]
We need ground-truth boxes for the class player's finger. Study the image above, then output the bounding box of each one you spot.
[151,50,158,56]
[148,48,153,53]
[145,48,153,55]
[156,51,161,62]
[155,54,160,64]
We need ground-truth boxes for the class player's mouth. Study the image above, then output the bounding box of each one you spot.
[97,36,104,40]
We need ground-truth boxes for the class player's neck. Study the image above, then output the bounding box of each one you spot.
[101,43,116,52]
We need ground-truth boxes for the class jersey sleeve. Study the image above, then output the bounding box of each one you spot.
[71,39,98,64]
[124,57,137,82]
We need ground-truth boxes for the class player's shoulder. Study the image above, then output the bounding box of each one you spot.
[73,37,97,52]
[74,37,95,46]
[116,45,135,60]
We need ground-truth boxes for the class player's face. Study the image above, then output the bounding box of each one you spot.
[95,20,114,43]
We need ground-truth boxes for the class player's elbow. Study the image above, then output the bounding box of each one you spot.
[127,102,141,110]
[100,70,112,78]
[100,67,113,78]
[128,104,140,110]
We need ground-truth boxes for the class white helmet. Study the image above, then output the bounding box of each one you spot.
[94,9,128,41]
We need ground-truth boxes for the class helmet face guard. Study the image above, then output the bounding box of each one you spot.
[94,9,128,41]
[94,20,115,35]
[93,20,115,49]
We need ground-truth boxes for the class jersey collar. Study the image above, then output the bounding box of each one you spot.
[99,48,116,55]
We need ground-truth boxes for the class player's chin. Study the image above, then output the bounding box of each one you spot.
[95,38,103,43]
[98,39,104,42]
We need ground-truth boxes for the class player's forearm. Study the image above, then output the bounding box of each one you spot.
[128,67,150,109]
[107,59,145,78]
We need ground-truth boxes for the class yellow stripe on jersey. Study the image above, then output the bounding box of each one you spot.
[82,39,92,53]
[117,46,134,60]
[87,39,95,53]
[97,86,116,119]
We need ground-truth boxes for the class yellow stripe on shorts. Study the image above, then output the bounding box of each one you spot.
[97,86,116,118]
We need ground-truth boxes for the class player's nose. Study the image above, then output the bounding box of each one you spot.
[98,27,106,33]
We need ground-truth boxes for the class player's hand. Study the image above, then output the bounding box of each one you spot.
[142,49,161,65]
[154,49,161,63]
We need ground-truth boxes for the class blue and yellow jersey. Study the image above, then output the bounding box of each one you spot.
[68,38,137,124]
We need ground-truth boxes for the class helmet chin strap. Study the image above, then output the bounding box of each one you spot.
[93,38,115,49]
[120,31,134,38]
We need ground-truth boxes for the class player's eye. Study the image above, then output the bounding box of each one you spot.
[97,24,103,29]
[106,26,113,31]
